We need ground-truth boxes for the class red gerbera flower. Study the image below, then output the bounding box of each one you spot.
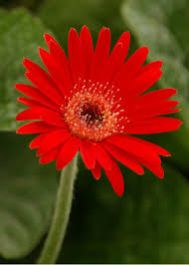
[16,26,182,196]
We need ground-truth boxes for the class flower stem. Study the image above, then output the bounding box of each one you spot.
[37,155,78,264]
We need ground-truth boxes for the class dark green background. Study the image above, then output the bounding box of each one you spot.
[0,0,189,263]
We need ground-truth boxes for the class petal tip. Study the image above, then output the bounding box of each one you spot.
[15,83,20,89]
[43,33,51,41]
[16,128,21,134]
[16,113,22,121]
[29,144,35,150]
[156,168,165,179]
[56,163,62,171]
[81,25,89,32]
[116,187,125,197]
[102,26,110,31]
[69,27,77,35]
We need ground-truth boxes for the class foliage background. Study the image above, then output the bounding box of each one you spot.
[0,0,189,263]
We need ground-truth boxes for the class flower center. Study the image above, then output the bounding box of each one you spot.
[79,102,103,125]
[62,80,127,142]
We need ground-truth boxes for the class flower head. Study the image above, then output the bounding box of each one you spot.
[16,26,182,196]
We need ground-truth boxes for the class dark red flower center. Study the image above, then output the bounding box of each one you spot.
[62,79,127,141]
[79,102,103,125]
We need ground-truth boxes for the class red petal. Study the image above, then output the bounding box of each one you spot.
[39,147,59,165]
[137,156,164,179]
[44,33,72,93]
[104,159,125,197]
[16,107,65,127]
[80,140,96,169]
[39,48,68,95]
[16,84,57,110]
[95,27,111,60]
[138,60,163,75]
[80,26,94,78]
[99,32,130,82]
[126,117,182,134]
[44,33,66,57]
[17,121,52,135]
[136,88,177,106]
[56,137,80,170]
[108,135,170,157]
[124,46,149,73]
[107,135,166,179]
[68,28,85,82]
[103,43,125,81]
[130,137,171,157]
[131,101,179,120]
[17,97,42,108]
[114,46,149,87]
[103,141,144,175]
[29,134,46,150]
[94,144,113,171]
[89,27,111,81]
[91,162,101,180]
[37,129,70,156]
[113,31,130,61]
[23,58,63,105]
[129,69,162,97]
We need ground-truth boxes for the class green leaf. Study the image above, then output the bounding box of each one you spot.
[0,0,39,10]
[121,0,189,171]
[0,132,57,259]
[0,8,50,131]
[167,1,189,68]
[38,0,126,43]
[62,165,189,263]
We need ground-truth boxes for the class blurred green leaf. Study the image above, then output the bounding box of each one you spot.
[39,0,126,43]
[121,0,189,171]
[167,1,189,67]
[0,132,57,259]
[0,0,39,10]
[0,8,49,131]
[62,165,189,263]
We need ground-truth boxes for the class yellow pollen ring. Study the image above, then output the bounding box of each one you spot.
[63,91,120,141]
